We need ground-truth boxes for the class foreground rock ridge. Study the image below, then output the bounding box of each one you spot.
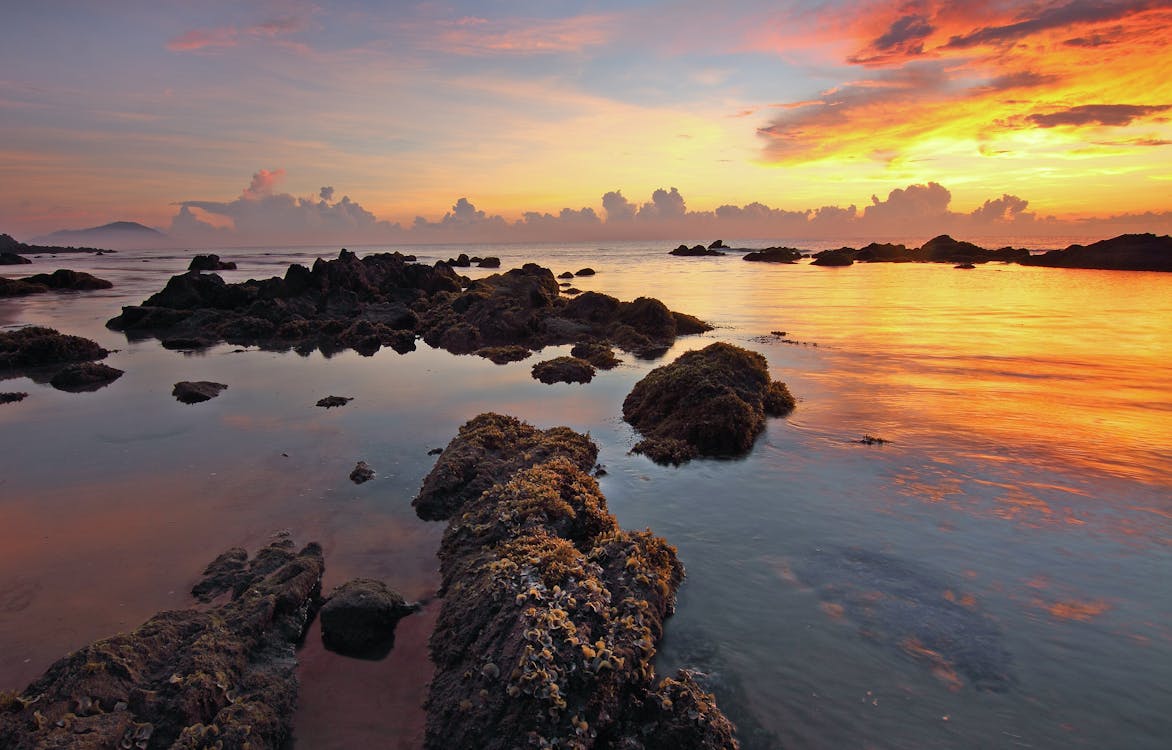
[106,250,711,359]
[415,413,739,749]
[0,538,324,750]
[622,342,796,465]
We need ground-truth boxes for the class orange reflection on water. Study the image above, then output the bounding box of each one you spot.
[1040,599,1112,623]
[899,637,963,692]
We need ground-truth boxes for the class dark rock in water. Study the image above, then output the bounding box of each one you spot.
[955,263,976,269]
[1020,233,1172,271]
[0,277,49,296]
[108,251,708,362]
[415,416,738,750]
[0,326,108,369]
[742,247,802,263]
[561,286,582,295]
[709,239,725,249]
[571,341,621,369]
[0,251,31,265]
[476,256,501,268]
[623,342,795,465]
[557,271,574,279]
[161,336,211,350]
[316,395,353,408]
[531,355,595,384]
[575,267,596,276]
[20,269,113,290]
[670,244,725,257]
[413,413,598,522]
[811,250,854,266]
[788,547,1015,692]
[475,345,532,364]
[1,391,28,404]
[319,578,418,658]
[0,538,324,750]
[856,434,889,445]
[189,253,237,271]
[854,242,908,262]
[427,447,443,456]
[172,380,227,404]
[349,461,375,483]
[916,235,1029,264]
[49,362,124,392]
[446,253,472,267]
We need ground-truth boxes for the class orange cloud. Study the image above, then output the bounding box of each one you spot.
[166,16,309,52]
[757,0,1172,167]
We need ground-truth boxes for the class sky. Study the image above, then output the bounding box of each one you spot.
[2,0,1170,246]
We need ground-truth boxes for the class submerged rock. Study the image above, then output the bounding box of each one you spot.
[531,355,595,384]
[315,395,353,408]
[1020,233,1172,271]
[319,578,418,658]
[415,416,739,749]
[0,391,28,404]
[49,362,124,392]
[349,461,375,484]
[172,380,228,404]
[0,538,324,749]
[622,342,795,465]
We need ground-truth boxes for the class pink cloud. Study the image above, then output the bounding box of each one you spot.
[434,14,616,55]
[243,168,286,199]
[166,27,239,52]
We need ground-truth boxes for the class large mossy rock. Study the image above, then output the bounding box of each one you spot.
[415,416,739,749]
[622,342,795,465]
[0,538,324,750]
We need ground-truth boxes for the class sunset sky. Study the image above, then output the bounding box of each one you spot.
[2,0,1171,245]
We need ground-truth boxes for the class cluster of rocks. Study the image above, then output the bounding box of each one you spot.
[0,538,326,750]
[412,413,739,749]
[0,326,123,393]
[1020,233,1172,272]
[106,251,710,360]
[444,253,502,268]
[0,269,113,298]
[188,254,237,271]
[622,342,796,465]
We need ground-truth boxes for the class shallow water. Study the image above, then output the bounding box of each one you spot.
[1,239,1170,749]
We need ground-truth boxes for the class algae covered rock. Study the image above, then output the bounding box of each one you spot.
[319,578,418,658]
[0,326,108,370]
[415,416,739,749]
[622,342,795,464]
[0,537,324,750]
[532,356,596,384]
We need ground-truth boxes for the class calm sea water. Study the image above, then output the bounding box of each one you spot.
[1,239,1169,749]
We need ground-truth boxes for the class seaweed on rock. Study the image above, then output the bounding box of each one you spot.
[415,414,739,749]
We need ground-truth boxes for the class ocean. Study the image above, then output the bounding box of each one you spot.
[1,238,1170,749]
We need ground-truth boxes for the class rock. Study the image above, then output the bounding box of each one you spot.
[446,253,472,267]
[0,251,31,265]
[561,287,582,295]
[811,250,854,266]
[0,538,324,750]
[622,342,796,464]
[1,391,28,404]
[172,380,228,404]
[575,267,596,276]
[570,341,621,369]
[742,247,802,263]
[917,235,1029,264]
[476,256,501,268]
[955,263,976,269]
[188,254,238,271]
[413,413,598,522]
[531,356,595,384]
[0,277,49,297]
[0,326,108,369]
[319,578,418,658]
[49,362,124,392]
[23,269,114,290]
[854,242,908,262]
[427,447,443,456]
[557,271,574,279]
[475,345,532,364]
[708,239,725,249]
[1020,233,1172,271]
[670,244,725,257]
[414,416,739,750]
[857,434,889,445]
[316,395,353,408]
[349,461,375,483]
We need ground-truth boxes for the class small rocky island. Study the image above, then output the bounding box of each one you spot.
[107,250,711,360]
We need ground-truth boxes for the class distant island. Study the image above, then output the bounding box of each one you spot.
[30,221,167,250]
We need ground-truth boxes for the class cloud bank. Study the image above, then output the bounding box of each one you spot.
[159,170,1172,249]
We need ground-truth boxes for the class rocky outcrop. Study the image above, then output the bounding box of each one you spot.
[622,342,795,465]
[49,362,124,392]
[415,415,739,749]
[1,251,31,265]
[0,537,324,750]
[1,391,28,404]
[570,342,621,369]
[0,326,108,370]
[172,381,228,404]
[1020,233,1172,271]
[476,345,533,364]
[742,248,802,263]
[319,578,418,658]
[810,250,854,267]
[189,254,238,271]
[349,461,375,484]
[532,356,596,384]
[0,269,112,297]
[670,244,725,257]
[107,251,709,360]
